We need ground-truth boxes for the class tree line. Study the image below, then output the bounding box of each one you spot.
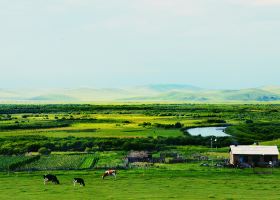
[0,134,238,155]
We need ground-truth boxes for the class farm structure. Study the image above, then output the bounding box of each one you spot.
[229,145,279,167]
[126,151,151,163]
[125,151,164,163]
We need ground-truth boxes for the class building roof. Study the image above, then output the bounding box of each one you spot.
[230,145,279,155]
[127,151,149,158]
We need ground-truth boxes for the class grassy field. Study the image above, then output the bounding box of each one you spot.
[0,104,279,139]
[1,166,280,200]
[1,104,280,199]
[0,114,186,138]
[0,127,183,138]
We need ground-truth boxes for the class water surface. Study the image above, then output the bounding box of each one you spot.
[187,127,229,137]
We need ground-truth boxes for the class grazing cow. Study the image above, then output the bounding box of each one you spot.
[43,174,60,185]
[102,170,117,179]
[73,178,85,187]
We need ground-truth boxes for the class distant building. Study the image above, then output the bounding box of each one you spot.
[125,151,164,163]
[229,145,279,167]
[126,151,151,163]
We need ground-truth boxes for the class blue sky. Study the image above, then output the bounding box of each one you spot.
[0,0,279,89]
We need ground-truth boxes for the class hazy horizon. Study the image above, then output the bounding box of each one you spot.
[1,83,280,91]
[1,0,279,89]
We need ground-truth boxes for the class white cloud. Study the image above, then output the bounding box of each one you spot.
[135,0,205,17]
[61,0,94,6]
[82,16,150,33]
[46,0,97,13]
[229,0,280,6]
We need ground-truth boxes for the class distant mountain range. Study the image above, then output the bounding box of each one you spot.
[1,84,280,103]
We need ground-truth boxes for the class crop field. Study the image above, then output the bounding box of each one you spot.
[80,157,96,169]
[18,154,96,171]
[94,151,125,169]
[0,156,31,171]
[0,152,126,172]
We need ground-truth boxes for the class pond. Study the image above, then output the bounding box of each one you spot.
[187,127,230,137]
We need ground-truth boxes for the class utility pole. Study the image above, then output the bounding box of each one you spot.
[215,138,217,150]
[210,137,213,166]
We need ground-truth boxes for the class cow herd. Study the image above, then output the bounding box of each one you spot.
[43,170,117,187]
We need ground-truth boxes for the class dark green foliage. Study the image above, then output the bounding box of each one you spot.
[38,147,51,155]
[0,104,278,117]
[0,104,280,154]
[245,119,254,124]
[154,122,183,129]
[226,122,280,142]
[0,156,32,170]
[0,118,121,131]
[8,155,40,171]
[0,135,234,155]
[139,122,152,127]
[206,119,226,123]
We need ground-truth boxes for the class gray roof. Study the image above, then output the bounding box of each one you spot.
[230,145,279,155]
[127,151,149,158]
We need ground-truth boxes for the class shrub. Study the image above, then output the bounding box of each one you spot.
[38,147,51,155]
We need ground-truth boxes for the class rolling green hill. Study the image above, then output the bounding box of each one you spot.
[1,84,280,103]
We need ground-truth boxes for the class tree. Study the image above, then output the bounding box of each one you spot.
[84,147,92,153]
[174,122,183,128]
[38,147,51,155]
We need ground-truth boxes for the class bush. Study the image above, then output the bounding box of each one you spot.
[38,147,51,155]
[84,147,92,153]
[206,119,226,123]
[154,122,184,129]
[245,119,254,124]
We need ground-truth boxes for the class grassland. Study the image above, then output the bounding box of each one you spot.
[1,104,280,199]
[1,104,279,154]
[0,114,186,138]
[1,166,280,200]
[0,104,279,139]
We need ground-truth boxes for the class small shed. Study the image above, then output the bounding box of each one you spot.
[229,145,279,167]
[126,151,151,163]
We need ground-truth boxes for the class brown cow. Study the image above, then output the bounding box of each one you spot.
[102,170,117,179]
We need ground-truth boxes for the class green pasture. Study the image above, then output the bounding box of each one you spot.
[0,113,189,138]
[0,127,183,138]
[1,104,279,139]
[1,166,280,200]
[262,139,280,146]
[0,104,280,199]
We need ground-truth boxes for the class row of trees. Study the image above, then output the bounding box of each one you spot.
[0,134,239,155]
[0,104,278,114]
[226,122,280,142]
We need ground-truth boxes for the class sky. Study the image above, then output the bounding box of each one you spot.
[0,0,279,89]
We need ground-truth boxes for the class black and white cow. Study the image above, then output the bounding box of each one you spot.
[73,178,85,186]
[102,170,117,179]
[43,174,60,185]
